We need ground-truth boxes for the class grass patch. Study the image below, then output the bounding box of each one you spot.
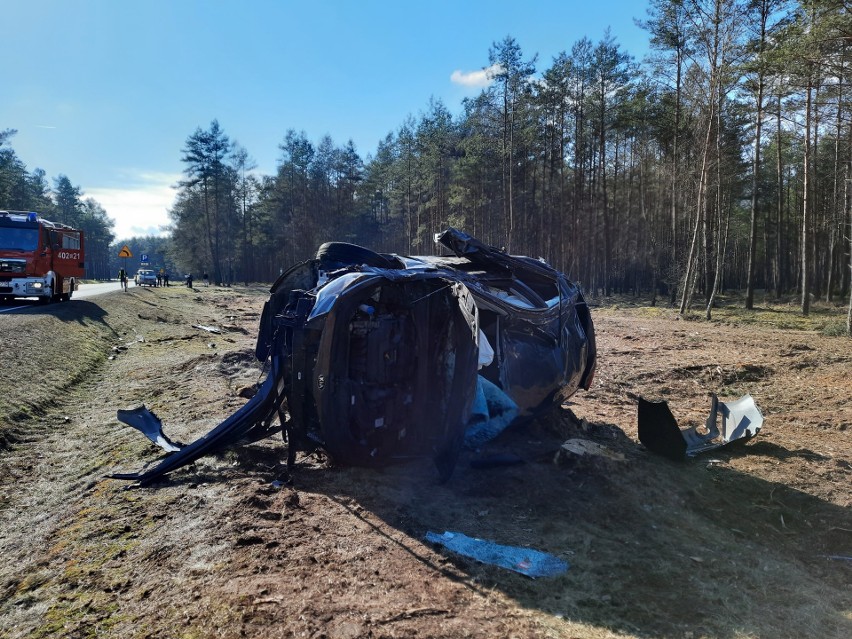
[591,291,850,334]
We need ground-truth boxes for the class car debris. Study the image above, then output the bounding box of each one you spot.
[192,324,222,334]
[464,376,519,448]
[111,228,596,485]
[424,530,569,578]
[554,438,626,463]
[638,393,764,461]
[117,406,183,453]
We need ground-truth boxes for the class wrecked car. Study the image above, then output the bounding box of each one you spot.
[112,228,596,484]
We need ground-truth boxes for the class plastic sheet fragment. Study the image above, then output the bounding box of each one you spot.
[425,530,568,578]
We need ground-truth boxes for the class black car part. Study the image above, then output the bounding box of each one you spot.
[638,394,764,461]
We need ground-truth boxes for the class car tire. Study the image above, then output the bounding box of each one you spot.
[315,242,398,269]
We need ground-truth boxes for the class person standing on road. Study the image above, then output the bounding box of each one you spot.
[203,272,209,287]
[118,268,128,292]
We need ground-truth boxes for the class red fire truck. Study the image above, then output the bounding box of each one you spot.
[0,210,85,303]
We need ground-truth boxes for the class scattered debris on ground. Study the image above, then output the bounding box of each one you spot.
[0,286,849,638]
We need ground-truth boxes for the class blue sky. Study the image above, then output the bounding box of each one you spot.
[2,0,650,240]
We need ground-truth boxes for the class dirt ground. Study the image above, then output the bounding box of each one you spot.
[0,285,849,639]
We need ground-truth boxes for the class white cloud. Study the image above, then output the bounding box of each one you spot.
[450,63,503,88]
[85,171,180,240]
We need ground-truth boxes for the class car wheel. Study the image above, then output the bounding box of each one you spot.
[315,242,398,269]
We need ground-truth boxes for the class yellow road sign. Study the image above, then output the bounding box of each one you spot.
[118,245,133,258]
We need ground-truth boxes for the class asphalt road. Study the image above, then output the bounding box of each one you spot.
[0,280,135,313]
[74,280,136,299]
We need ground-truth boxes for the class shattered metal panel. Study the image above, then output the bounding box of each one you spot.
[638,394,763,461]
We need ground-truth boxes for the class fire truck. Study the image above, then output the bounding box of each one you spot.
[0,210,85,303]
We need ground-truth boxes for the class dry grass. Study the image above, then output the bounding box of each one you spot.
[0,286,850,639]
[589,290,850,336]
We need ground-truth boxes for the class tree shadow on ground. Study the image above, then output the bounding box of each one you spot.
[114,408,851,639]
[268,412,852,639]
[1,298,109,326]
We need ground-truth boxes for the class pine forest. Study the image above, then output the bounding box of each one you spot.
[2,0,851,329]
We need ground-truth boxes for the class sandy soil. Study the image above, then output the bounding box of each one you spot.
[0,285,849,639]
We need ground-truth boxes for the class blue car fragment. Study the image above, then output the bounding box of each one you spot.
[425,530,569,578]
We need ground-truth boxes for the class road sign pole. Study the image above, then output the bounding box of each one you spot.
[117,245,133,291]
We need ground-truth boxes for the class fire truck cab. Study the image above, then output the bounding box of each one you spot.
[0,210,85,303]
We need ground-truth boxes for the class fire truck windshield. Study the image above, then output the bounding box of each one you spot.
[0,227,40,251]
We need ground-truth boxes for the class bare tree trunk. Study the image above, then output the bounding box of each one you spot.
[703,0,724,306]
[572,97,584,279]
[707,194,731,320]
[680,101,716,316]
[845,119,852,300]
[746,3,768,309]
[827,64,844,302]
[775,95,784,298]
[559,104,567,269]
[847,116,852,336]
[812,85,823,299]
[847,186,852,334]
[802,79,813,316]
[508,102,516,252]
[847,171,852,336]
[707,50,727,321]
[407,142,413,254]
[638,145,660,306]
[670,50,682,306]
[599,93,611,296]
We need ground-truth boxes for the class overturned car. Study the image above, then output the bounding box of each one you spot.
[112,229,596,484]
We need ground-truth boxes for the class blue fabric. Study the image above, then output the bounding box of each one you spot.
[464,376,519,448]
[425,530,568,578]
